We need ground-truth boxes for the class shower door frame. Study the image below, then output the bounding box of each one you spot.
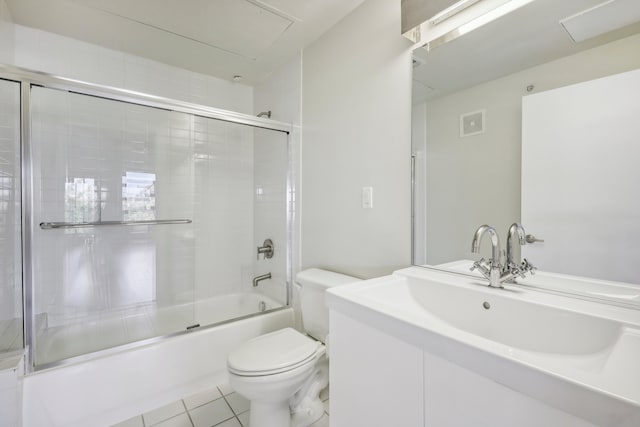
[0,64,294,372]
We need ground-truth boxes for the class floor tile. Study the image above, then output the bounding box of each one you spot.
[189,398,235,427]
[215,417,242,427]
[310,413,330,427]
[184,388,223,410]
[143,401,186,426]
[237,411,249,427]
[112,381,329,427]
[154,413,193,427]
[111,415,144,427]
[217,383,234,396]
[224,393,250,415]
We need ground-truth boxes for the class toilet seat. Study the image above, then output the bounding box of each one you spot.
[228,328,324,377]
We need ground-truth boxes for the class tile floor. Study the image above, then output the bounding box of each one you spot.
[112,382,330,427]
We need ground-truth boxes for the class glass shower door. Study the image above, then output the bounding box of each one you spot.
[30,86,196,366]
[0,79,22,355]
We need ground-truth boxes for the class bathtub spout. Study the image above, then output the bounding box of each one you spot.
[253,273,272,287]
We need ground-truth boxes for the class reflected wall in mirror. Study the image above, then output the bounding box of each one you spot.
[411,0,640,287]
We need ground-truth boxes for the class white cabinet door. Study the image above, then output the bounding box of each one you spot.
[329,310,424,427]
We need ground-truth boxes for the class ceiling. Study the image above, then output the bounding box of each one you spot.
[412,0,640,103]
[4,0,365,85]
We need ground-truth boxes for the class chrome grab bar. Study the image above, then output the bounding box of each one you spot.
[39,219,192,229]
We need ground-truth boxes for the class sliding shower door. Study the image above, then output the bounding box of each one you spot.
[28,84,290,367]
[0,79,22,356]
[30,87,197,366]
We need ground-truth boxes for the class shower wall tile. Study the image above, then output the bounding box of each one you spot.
[192,116,254,301]
[253,128,288,305]
[12,25,253,114]
[253,54,301,310]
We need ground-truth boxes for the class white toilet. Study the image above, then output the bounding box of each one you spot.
[227,268,360,427]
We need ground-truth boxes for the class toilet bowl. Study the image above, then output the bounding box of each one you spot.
[228,328,327,427]
[226,269,360,427]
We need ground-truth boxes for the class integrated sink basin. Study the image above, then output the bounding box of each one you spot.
[327,266,640,426]
[371,275,622,355]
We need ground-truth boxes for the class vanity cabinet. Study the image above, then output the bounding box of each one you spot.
[329,309,601,427]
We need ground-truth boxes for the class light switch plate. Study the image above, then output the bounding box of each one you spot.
[362,186,373,208]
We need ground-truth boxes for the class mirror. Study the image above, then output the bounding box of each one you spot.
[411,0,640,288]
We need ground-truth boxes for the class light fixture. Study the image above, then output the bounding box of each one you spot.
[457,0,532,35]
[422,0,535,51]
[429,0,482,25]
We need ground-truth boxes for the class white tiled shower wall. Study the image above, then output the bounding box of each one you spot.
[252,128,289,305]
[253,53,302,313]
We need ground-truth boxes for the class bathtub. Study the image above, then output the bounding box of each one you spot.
[36,293,284,366]
[22,296,294,427]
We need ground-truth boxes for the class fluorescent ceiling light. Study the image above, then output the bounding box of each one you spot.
[423,0,534,50]
[430,0,483,25]
[457,0,533,35]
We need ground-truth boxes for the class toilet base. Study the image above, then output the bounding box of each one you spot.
[290,358,328,427]
[247,396,324,427]
[249,401,291,427]
[290,396,324,427]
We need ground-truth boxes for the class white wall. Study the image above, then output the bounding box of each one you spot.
[11,24,253,114]
[0,0,13,64]
[423,33,640,266]
[301,0,413,279]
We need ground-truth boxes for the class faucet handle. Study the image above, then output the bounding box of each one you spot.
[522,258,536,275]
[471,258,491,279]
[470,258,485,270]
[509,263,527,279]
[257,238,274,260]
[525,234,544,244]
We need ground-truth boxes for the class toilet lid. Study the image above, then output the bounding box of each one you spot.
[228,328,321,375]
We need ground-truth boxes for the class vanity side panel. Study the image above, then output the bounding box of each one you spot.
[423,351,598,427]
[330,310,424,427]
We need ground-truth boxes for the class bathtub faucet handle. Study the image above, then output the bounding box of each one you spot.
[257,238,274,260]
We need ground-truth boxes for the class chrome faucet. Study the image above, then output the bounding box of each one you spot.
[471,223,537,288]
[253,272,271,287]
[506,222,526,267]
[470,225,503,288]
[505,222,536,282]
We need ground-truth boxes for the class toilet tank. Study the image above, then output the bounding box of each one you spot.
[296,268,360,342]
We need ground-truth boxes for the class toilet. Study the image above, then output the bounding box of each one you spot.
[227,268,360,427]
